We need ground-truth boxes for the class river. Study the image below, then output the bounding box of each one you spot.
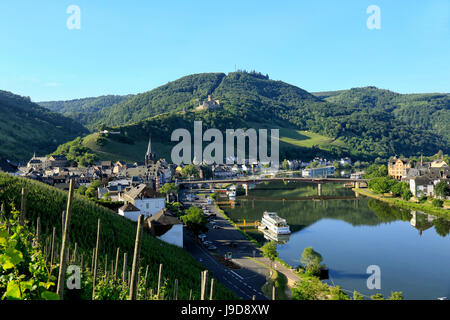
[218,181,450,300]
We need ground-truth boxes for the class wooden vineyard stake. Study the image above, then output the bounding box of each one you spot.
[56,179,74,300]
[129,215,144,300]
[114,247,120,280]
[92,219,101,300]
[157,264,163,299]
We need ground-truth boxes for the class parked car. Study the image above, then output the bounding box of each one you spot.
[202,240,213,246]
[207,245,217,251]
[213,225,221,229]
[198,234,207,240]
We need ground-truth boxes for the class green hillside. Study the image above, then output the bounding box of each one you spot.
[53,110,353,164]
[38,94,134,127]
[0,172,236,300]
[0,90,88,162]
[315,87,450,144]
[48,72,449,161]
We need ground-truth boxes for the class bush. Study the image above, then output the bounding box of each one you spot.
[432,199,444,208]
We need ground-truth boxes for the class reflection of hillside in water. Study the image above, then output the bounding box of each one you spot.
[226,198,381,234]
[221,181,450,237]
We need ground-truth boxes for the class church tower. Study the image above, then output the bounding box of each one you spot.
[145,135,156,167]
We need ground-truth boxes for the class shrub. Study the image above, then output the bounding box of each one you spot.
[432,199,444,208]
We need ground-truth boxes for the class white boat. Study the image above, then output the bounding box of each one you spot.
[258,211,291,235]
[227,189,236,198]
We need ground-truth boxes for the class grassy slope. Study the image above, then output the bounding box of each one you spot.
[0,173,236,300]
[75,121,350,163]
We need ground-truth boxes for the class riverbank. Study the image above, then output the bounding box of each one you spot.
[354,188,450,219]
[214,200,352,300]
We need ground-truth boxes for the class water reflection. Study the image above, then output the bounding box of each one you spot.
[218,181,450,299]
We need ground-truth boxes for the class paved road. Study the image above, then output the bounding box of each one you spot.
[182,192,269,300]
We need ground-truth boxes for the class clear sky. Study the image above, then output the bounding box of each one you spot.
[1,0,449,101]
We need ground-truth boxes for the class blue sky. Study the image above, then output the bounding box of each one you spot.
[1,0,449,101]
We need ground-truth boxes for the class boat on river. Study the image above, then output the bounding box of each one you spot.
[258,211,291,235]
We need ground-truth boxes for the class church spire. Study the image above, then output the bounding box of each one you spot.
[146,135,152,157]
[145,135,156,167]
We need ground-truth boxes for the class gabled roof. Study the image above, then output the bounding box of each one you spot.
[49,155,67,161]
[119,202,140,212]
[146,208,182,226]
[124,184,163,200]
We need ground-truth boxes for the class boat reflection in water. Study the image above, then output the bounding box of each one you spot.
[262,229,291,244]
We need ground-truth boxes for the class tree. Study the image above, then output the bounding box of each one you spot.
[300,247,324,276]
[261,241,278,266]
[76,185,87,196]
[401,189,413,201]
[390,181,402,196]
[181,206,207,236]
[368,177,396,194]
[181,164,199,178]
[364,164,388,179]
[159,183,179,195]
[435,181,450,199]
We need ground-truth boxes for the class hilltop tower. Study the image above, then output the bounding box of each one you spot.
[145,135,156,167]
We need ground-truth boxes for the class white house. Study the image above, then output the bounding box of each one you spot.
[302,166,336,178]
[409,176,435,197]
[145,209,183,248]
[118,184,165,221]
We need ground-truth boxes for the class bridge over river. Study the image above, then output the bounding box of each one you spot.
[176,177,368,196]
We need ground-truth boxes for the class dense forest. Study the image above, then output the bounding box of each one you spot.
[0,90,88,162]
[38,95,134,127]
[3,71,449,163]
[48,72,449,162]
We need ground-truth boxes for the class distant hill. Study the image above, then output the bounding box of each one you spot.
[314,87,450,145]
[0,90,89,161]
[48,72,449,162]
[38,94,134,127]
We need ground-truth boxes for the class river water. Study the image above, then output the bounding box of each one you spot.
[219,181,450,300]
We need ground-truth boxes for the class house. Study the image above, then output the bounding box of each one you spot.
[302,166,336,178]
[118,184,165,220]
[388,157,412,181]
[340,157,352,166]
[409,176,436,197]
[49,155,67,168]
[27,153,51,170]
[144,208,183,248]
[350,171,365,179]
[430,160,449,168]
[118,203,142,221]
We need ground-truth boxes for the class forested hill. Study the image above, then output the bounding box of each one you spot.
[313,87,450,145]
[38,94,134,127]
[0,90,88,162]
[51,72,449,161]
